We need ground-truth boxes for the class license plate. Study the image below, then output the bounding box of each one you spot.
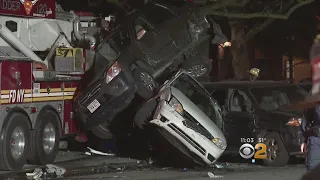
[87,99,101,113]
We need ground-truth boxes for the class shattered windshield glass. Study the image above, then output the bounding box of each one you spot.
[250,85,308,111]
[171,73,222,124]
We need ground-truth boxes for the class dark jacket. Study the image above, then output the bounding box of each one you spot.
[301,105,320,142]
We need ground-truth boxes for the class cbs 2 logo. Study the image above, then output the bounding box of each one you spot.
[239,143,267,159]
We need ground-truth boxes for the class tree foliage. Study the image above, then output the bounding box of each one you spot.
[201,0,315,43]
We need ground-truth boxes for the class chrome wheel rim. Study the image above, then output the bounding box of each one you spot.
[266,138,279,161]
[187,64,207,77]
[43,123,56,154]
[10,127,25,160]
[140,72,155,91]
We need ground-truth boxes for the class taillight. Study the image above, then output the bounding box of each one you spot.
[286,118,302,127]
[105,62,121,83]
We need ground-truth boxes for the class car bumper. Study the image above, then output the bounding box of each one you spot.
[74,70,136,129]
[150,101,225,165]
[281,126,304,155]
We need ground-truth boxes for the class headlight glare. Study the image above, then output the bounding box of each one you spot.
[286,117,302,127]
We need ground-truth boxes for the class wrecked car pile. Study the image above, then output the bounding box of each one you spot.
[134,70,227,165]
[73,0,228,167]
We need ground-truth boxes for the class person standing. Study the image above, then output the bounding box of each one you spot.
[301,106,320,171]
[300,33,320,172]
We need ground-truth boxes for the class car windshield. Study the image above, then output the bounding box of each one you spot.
[171,73,223,124]
[250,85,308,111]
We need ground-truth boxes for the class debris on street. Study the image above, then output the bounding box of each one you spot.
[26,164,66,180]
[214,162,228,169]
[207,172,223,178]
[86,147,116,156]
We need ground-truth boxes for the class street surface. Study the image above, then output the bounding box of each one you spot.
[0,151,307,180]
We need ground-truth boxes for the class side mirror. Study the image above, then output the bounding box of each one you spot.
[136,28,146,40]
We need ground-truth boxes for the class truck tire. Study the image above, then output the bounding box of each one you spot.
[262,132,289,167]
[28,109,61,165]
[0,112,30,171]
[132,68,157,100]
[91,123,113,139]
[133,99,157,129]
[181,56,212,77]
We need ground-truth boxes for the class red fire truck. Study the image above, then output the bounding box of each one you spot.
[0,0,106,171]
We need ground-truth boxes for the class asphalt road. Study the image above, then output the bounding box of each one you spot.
[0,151,308,180]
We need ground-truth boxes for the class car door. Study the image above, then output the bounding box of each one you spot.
[223,89,256,150]
[136,4,180,71]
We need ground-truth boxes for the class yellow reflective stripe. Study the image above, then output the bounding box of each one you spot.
[0,95,74,103]
[1,88,77,94]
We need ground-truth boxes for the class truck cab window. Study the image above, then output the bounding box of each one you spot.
[211,89,228,108]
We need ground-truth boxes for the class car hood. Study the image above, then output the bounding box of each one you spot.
[268,109,303,117]
[259,109,303,127]
[171,87,226,143]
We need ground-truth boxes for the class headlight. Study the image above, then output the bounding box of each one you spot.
[169,97,183,115]
[286,117,302,127]
[211,138,226,150]
[105,62,121,83]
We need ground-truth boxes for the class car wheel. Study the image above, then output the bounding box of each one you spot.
[132,68,157,100]
[0,112,30,171]
[262,132,289,166]
[181,56,212,78]
[133,99,157,129]
[28,109,61,165]
[91,123,113,140]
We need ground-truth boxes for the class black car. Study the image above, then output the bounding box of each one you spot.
[299,78,312,92]
[74,1,219,139]
[202,80,308,166]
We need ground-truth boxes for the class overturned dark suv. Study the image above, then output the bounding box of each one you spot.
[74,1,218,139]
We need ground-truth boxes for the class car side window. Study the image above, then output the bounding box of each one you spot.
[111,27,131,51]
[134,17,152,40]
[211,89,228,109]
[229,90,253,113]
[141,3,176,27]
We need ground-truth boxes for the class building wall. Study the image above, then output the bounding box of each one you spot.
[282,57,311,81]
[254,49,311,81]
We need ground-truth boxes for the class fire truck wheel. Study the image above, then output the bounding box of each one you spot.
[0,112,30,171]
[28,109,61,165]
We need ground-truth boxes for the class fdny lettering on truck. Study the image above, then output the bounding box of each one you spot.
[0,0,21,11]
[8,89,25,103]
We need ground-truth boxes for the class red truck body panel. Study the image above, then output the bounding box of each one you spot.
[0,0,55,19]
[0,59,80,136]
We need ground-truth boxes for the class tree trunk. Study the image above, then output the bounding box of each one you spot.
[230,22,250,79]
